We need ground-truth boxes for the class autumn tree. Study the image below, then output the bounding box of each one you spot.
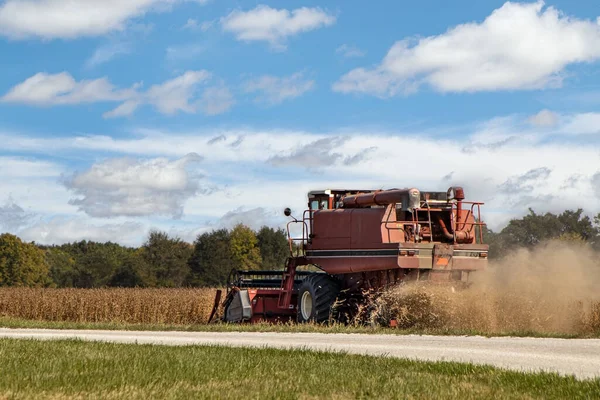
[230,224,262,271]
[0,233,50,287]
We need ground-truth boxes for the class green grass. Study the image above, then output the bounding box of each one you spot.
[0,316,594,339]
[0,338,598,399]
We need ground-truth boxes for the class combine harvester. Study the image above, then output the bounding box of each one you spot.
[210,186,488,324]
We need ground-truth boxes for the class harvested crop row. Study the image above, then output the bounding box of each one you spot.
[0,288,217,325]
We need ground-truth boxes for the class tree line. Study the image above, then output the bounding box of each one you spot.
[0,208,599,288]
[483,208,600,258]
[0,224,290,288]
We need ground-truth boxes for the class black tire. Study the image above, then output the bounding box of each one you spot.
[296,273,340,323]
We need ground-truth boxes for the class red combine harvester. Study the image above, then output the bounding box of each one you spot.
[210,186,488,324]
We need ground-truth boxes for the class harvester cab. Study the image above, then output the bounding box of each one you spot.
[210,186,488,325]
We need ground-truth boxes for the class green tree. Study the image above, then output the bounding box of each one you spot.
[488,209,600,258]
[55,241,133,288]
[141,231,192,287]
[108,250,149,288]
[76,243,130,288]
[0,233,50,287]
[256,226,289,270]
[230,224,262,271]
[45,248,77,287]
[187,229,233,287]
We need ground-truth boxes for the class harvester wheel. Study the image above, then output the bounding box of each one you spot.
[296,273,340,323]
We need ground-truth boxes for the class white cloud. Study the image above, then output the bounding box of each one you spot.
[183,18,213,31]
[560,112,600,135]
[2,111,600,239]
[200,20,214,32]
[63,153,205,218]
[0,156,63,178]
[19,218,146,246]
[144,70,211,115]
[86,42,132,68]
[198,85,235,115]
[0,199,32,232]
[2,70,223,117]
[336,44,365,58]
[592,172,600,199]
[1,72,136,106]
[333,1,600,96]
[0,0,209,40]
[244,72,314,105]
[166,43,205,63]
[528,109,559,127]
[268,137,347,167]
[183,18,199,29]
[221,5,336,49]
[217,207,285,231]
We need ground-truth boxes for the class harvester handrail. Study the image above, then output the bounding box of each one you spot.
[285,209,314,257]
[450,201,486,243]
[381,199,486,244]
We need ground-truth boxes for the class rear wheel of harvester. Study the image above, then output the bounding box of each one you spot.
[296,273,340,323]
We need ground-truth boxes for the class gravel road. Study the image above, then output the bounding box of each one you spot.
[1,328,599,379]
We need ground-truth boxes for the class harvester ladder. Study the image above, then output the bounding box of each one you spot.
[277,257,300,309]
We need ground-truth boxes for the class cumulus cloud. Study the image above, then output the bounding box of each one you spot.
[63,153,205,218]
[0,0,208,40]
[0,199,32,232]
[244,72,314,105]
[333,1,600,96]
[1,70,226,118]
[528,109,559,127]
[221,5,336,49]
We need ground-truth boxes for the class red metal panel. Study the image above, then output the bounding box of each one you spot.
[247,290,297,323]
[310,209,351,250]
[350,208,388,249]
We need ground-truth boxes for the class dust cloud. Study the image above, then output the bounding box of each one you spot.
[371,241,600,335]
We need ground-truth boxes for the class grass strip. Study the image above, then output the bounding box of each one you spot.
[0,338,599,399]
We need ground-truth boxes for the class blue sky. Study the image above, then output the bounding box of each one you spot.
[0,0,599,245]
